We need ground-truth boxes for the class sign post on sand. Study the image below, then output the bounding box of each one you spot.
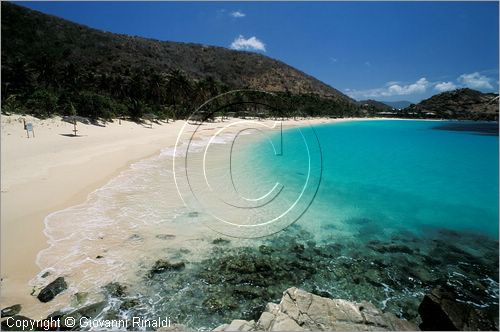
[25,122,34,138]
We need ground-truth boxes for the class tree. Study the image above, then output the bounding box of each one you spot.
[26,88,58,118]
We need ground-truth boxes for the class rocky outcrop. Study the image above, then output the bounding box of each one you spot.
[1,304,21,318]
[214,287,417,331]
[418,286,498,331]
[36,277,67,303]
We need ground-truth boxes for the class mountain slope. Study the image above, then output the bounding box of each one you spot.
[404,88,499,120]
[1,2,354,112]
[358,100,394,112]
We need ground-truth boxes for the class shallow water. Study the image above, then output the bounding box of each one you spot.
[243,120,499,239]
[34,120,499,330]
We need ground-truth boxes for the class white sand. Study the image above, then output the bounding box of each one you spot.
[0,114,390,315]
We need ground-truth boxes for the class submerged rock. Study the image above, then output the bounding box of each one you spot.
[418,286,498,331]
[120,299,140,311]
[71,292,89,307]
[128,234,143,241]
[258,245,274,255]
[213,238,231,245]
[1,304,21,318]
[37,277,67,303]
[148,259,185,277]
[156,234,176,240]
[368,242,414,254]
[214,287,417,331]
[116,225,497,330]
[103,282,128,298]
[60,301,108,329]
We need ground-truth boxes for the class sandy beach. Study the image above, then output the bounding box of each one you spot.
[1,114,352,316]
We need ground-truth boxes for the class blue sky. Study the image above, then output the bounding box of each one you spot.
[19,1,499,102]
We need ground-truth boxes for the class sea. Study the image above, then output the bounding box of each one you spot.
[34,119,499,330]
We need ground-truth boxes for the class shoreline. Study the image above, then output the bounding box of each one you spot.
[1,115,194,314]
[0,115,447,316]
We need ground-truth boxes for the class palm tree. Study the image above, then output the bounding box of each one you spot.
[166,69,193,118]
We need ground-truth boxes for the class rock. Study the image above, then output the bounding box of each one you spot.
[213,324,229,331]
[232,285,264,299]
[1,315,36,331]
[213,320,256,332]
[215,287,417,331]
[270,313,303,331]
[156,234,176,240]
[213,238,231,245]
[37,277,67,302]
[46,309,68,320]
[265,303,280,315]
[120,299,140,311]
[418,286,497,331]
[148,260,185,277]
[291,243,305,254]
[71,292,89,306]
[259,245,274,255]
[103,282,127,297]
[1,304,21,318]
[358,301,389,328]
[60,301,107,329]
[368,243,414,254]
[256,312,275,330]
[226,319,256,331]
[203,294,238,313]
[128,234,143,241]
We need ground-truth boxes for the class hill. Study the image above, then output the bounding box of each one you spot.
[1,2,358,120]
[403,88,498,121]
[358,100,394,112]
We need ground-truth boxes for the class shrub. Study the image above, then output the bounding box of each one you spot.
[26,88,58,118]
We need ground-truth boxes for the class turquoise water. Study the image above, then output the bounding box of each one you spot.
[242,120,499,239]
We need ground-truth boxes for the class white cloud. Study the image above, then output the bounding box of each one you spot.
[388,78,429,95]
[346,77,429,99]
[230,35,266,52]
[434,81,457,92]
[230,11,246,18]
[458,72,493,89]
[330,57,338,63]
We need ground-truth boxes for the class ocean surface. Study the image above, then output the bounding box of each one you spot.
[242,120,499,239]
[35,120,499,330]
